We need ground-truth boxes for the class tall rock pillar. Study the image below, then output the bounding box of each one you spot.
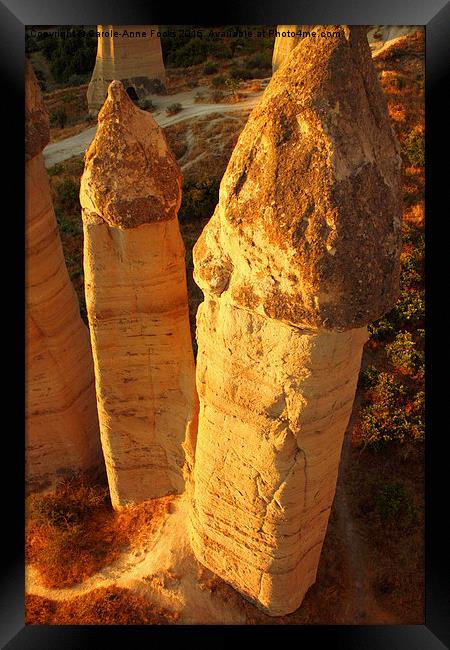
[80,81,197,509]
[25,61,102,492]
[190,27,402,615]
[87,26,166,116]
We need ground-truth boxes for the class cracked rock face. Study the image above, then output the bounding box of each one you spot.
[25,61,102,492]
[195,26,402,332]
[190,27,401,615]
[87,25,166,116]
[80,81,198,509]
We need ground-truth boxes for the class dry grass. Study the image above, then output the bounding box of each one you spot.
[26,586,180,625]
[26,475,173,589]
[43,84,92,143]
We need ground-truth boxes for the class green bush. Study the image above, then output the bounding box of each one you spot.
[203,62,218,75]
[167,38,208,67]
[55,207,82,235]
[392,289,425,325]
[228,65,243,80]
[138,98,156,111]
[403,127,425,167]
[359,372,424,450]
[67,73,86,86]
[33,68,47,92]
[48,163,64,176]
[179,178,220,222]
[386,331,424,376]
[375,482,417,522]
[211,75,226,88]
[246,51,272,69]
[358,365,381,389]
[55,178,79,211]
[50,107,67,129]
[368,315,396,341]
[166,102,182,116]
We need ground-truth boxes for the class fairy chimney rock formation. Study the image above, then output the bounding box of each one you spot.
[87,26,166,115]
[80,81,197,509]
[25,61,102,492]
[190,27,402,616]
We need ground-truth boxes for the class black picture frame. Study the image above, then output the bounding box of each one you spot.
[3,0,449,646]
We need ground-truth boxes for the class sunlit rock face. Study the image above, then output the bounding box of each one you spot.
[25,61,102,492]
[80,81,198,510]
[87,25,166,115]
[190,26,402,615]
[272,25,302,73]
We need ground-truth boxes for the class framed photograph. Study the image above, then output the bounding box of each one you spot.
[2,0,448,646]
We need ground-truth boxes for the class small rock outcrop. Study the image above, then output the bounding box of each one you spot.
[190,27,402,615]
[87,26,166,115]
[80,81,198,509]
[25,61,102,492]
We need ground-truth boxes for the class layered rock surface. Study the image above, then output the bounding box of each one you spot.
[25,61,102,492]
[190,27,402,615]
[80,81,197,509]
[87,25,166,115]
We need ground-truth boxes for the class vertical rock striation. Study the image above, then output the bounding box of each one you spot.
[25,61,102,492]
[87,25,166,116]
[190,27,402,615]
[272,25,302,73]
[80,81,197,509]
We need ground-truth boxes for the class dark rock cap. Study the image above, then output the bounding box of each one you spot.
[194,26,403,331]
[80,80,181,228]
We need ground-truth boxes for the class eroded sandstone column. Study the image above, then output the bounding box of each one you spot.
[190,27,402,615]
[80,81,197,509]
[87,26,166,116]
[25,61,102,492]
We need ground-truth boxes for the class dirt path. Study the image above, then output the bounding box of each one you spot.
[43,85,264,168]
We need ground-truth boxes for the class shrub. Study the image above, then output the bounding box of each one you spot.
[166,102,182,116]
[211,75,226,88]
[26,477,124,588]
[203,62,218,75]
[67,73,86,86]
[55,178,79,211]
[246,51,272,69]
[400,252,422,287]
[55,207,82,236]
[358,365,381,389]
[48,163,63,177]
[228,65,243,80]
[392,289,425,326]
[50,107,67,129]
[403,127,425,167]
[225,77,241,96]
[375,482,417,522]
[386,330,424,376]
[167,38,208,67]
[359,372,424,449]
[138,98,156,111]
[33,68,47,92]
[179,178,220,222]
[368,315,396,341]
